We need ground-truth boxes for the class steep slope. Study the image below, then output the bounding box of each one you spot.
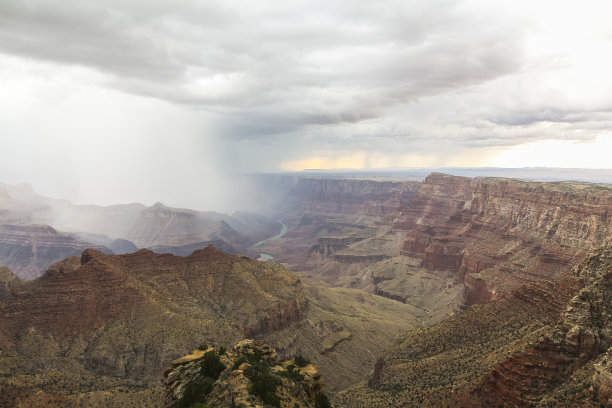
[394,173,612,305]
[0,224,111,280]
[262,284,421,393]
[339,246,612,407]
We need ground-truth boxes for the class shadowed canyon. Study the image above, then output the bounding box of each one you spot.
[1,172,612,407]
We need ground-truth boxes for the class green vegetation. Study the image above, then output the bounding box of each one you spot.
[177,377,214,408]
[244,362,282,408]
[177,350,225,408]
[315,393,331,408]
[279,364,304,382]
[197,343,208,351]
[200,350,225,379]
[234,347,282,407]
[294,355,310,367]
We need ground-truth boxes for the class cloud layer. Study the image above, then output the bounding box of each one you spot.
[0,0,611,209]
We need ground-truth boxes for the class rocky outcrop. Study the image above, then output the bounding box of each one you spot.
[311,236,366,257]
[393,173,612,305]
[0,224,112,280]
[164,339,327,408]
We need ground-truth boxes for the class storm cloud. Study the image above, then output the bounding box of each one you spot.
[0,0,611,209]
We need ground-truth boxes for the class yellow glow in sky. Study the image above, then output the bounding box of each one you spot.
[280,135,612,171]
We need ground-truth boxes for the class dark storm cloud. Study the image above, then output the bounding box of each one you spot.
[0,0,526,139]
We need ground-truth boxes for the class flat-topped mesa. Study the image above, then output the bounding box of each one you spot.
[394,173,612,305]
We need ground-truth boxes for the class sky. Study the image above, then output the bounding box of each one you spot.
[1,0,612,211]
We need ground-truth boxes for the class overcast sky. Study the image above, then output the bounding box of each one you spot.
[1,0,612,211]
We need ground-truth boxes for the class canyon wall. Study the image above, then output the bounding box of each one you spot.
[340,247,612,407]
[283,177,420,216]
[394,173,612,305]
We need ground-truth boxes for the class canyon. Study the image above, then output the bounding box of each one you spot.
[1,172,611,407]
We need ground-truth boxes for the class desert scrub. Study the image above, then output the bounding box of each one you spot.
[244,361,282,408]
[279,364,304,382]
[294,355,310,367]
[177,350,225,408]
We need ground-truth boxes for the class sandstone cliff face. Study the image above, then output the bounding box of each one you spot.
[394,173,612,305]
[0,224,111,280]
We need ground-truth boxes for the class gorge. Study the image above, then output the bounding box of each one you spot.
[0,172,611,407]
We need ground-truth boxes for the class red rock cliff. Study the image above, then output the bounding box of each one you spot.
[395,173,612,305]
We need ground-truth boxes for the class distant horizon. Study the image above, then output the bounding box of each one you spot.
[2,166,611,214]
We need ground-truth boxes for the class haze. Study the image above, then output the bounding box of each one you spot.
[1,0,611,212]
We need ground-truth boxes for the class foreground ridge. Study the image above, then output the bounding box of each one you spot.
[164,339,330,408]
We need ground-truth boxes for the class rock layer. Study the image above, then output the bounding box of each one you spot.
[340,246,612,407]
[394,173,612,304]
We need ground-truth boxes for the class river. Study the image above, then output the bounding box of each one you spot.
[251,219,288,261]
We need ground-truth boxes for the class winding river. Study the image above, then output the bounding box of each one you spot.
[251,218,288,261]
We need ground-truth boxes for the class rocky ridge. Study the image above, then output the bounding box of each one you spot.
[0,246,306,407]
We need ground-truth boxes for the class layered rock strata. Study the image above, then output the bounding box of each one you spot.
[394,173,612,305]
[340,246,612,407]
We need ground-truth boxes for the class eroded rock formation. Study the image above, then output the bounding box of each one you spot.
[394,173,612,305]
